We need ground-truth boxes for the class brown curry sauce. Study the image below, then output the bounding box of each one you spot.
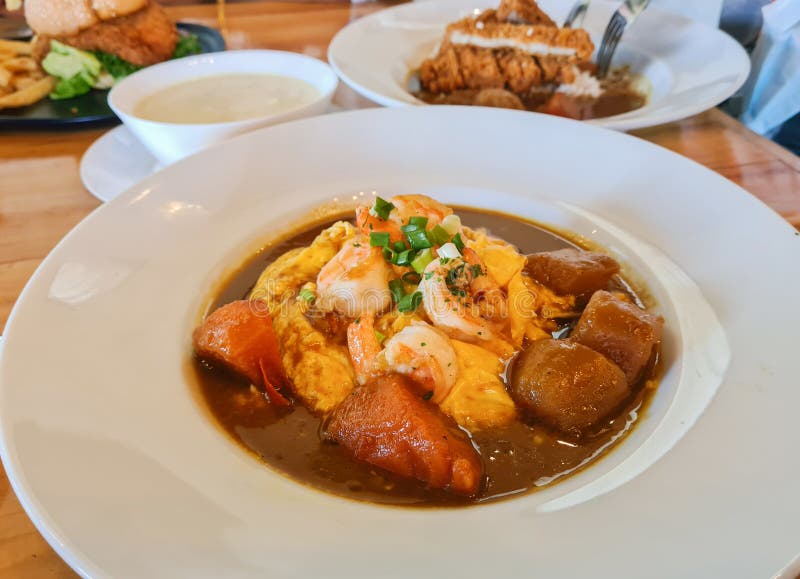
[190,209,658,507]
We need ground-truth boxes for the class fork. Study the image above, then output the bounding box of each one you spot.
[596,0,651,77]
[563,0,590,28]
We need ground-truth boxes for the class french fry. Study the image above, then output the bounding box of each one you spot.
[0,39,32,55]
[2,57,37,73]
[0,66,11,88]
[0,76,55,110]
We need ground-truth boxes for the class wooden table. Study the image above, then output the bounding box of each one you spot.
[1,2,799,576]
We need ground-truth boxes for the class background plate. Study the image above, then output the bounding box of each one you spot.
[328,0,750,130]
[0,23,225,129]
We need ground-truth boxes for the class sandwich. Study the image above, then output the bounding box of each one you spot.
[24,0,201,99]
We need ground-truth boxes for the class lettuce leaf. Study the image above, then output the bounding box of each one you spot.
[93,51,142,80]
[50,74,94,100]
[172,34,202,60]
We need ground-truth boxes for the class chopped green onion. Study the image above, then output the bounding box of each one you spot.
[298,288,316,302]
[370,231,390,247]
[411,248,435,274]
[392,240,407,253]
[394,249,414,266]
[372,197,395,220]
[422,390,434,401]
[397,291,423,313]
[408,216,428,228]
[382,246,396,262]
[402,272,422,284]
[437,242,462,260]
[374,330,387,344]
[441,214,462,236]
[429,224,450,246]
[452,232,465,252]
[402,224,433,250]
[389,279,405,303]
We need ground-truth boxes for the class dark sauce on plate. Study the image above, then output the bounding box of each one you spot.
[190,209,658,506]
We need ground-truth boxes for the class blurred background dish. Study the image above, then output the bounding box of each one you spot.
[0,22,224,128]
[328,0,750,130]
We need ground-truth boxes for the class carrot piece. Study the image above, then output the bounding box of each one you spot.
[193,300,287,388]
[259,359,291,408]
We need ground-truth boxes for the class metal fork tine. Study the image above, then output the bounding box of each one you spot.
[598,14,624,77]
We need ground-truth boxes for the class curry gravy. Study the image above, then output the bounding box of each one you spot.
[191,209,658,506]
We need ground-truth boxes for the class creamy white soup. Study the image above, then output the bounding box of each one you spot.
[134,74,320,124]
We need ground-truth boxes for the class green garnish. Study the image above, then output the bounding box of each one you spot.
[397,291,423,313]
[422,390,434,401]
[402,224,433,251]
[392,240,407,253]
[372,197,395,221]
[389,279,406,303]
[408,216,429,228]
[428,224,450,246]
[375,330,387,344]
[452,233,465,252]
[370,232,390,247]
[394,249,414,267]
[411,248,434,274]
[402,271,422,285]
[298,288,316,302]
[382,247,396,262]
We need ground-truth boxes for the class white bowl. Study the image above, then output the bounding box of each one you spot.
[108,50,338,165]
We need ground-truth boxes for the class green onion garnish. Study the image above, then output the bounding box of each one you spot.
[401,224,433,250]
[298,288,316,302]
[408,216,429,228]
[402,271,422,285]
[373,197,395,221]
[374,330,387,344]
[382,246,395,262]
[394,249,414,266]
[452,232,465,252]
[370,231,390,247]
[428,224,450,246]
[389,279,405,303]
[397,291,423,313]
[392,240,407,253]
[411,248,434,274]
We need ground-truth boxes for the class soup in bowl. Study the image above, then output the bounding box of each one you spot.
[109,50,338,164]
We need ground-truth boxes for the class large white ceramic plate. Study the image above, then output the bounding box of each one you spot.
[1,107,799,578]
[328,0,750,130]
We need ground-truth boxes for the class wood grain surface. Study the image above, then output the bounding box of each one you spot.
[0,2,798,576]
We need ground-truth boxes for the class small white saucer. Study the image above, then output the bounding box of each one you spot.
[80,125,161,203]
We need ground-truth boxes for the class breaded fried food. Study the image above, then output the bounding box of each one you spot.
[453,45,505,90]
[26,0,179,67]
[419,44,465,93]
[496,0,556,26]
[46,2,177,66]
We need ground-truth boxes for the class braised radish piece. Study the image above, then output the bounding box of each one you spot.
[571,290,663,385]
[509,339,629,435]
[525,248,620,298]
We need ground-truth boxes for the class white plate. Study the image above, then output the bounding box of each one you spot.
[81,126,161,203]
[328,0,750,130]
[2,107,799,578]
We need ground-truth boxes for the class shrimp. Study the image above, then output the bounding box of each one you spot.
[347,316,458,403]
[419,248,508,344]
[316,237,393,317]
[355,194,454,241]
